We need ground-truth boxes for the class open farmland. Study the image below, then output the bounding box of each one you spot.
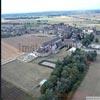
[1,59,53,99]
[1,41,22,64]
[36,16,85,25]
[2,34,53,51]
[36,14,100,29]
[71,55,100,100]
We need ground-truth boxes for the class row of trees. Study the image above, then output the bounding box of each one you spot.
[38,48,97,100]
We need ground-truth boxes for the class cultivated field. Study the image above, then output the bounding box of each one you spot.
[1,41,22,63]
[1,34,53,63]
[37,14,100,29]
[37,16,84,25]
[2,34,53,51]
[71,55,100,100]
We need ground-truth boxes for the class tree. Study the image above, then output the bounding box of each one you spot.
[82,33,94,47]
[49,75,58,85]
[38,94,47,100]
[61,70,69,78]
[86,51,97,62]
[82,37,91,47]
[51,67,62,77]
[40,81,54,94]
[92,50,97,61]
[39,89,54,100]
[55,60,63,67]
[56,81,69,94]
[89,33,94,41]
[45,89,55,100]
[77,63,86,72]
[95,38,99,43]
[63,56,69,65]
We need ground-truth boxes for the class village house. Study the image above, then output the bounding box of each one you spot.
[37,35,78,57]
[63,39,77,48]
[37,37,63,54]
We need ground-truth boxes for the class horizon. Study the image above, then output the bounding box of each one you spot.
[2,9,100,15]
[2,0,100,14]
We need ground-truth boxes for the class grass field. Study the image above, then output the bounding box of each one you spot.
[1,59,52,99]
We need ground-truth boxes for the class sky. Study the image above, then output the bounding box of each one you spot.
[1,0,100,14]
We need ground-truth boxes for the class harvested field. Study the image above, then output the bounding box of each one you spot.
[1,41,22,63]
[71,55,100,100]
[1,59,52,99]
[2,34,53,51]
[1,34,53,63]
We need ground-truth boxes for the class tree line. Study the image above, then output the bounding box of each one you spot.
[38,48,97,100]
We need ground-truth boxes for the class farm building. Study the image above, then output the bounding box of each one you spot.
[63,39,77,47]
[37,36,78,57]
[37,37,64,54]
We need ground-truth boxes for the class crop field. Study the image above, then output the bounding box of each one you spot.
[36,16,84,25]
[71,55,100,100]
[36,14,100,29]
[1,59,53,99]
[2,34,53,51]
[1,41,22,63]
